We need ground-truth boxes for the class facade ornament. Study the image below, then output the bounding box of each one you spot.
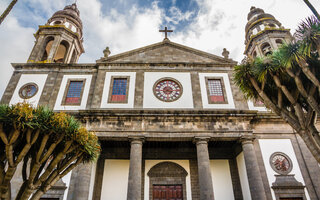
[222,48,230,59]
[103,47,111,58]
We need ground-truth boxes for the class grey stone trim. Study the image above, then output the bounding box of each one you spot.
[191,72,203,109]
[0,71,21,104]
[134,71,144,108]
[228,158,243,200]
[38,70,59,107]
[291,134,320,199]
[86,69,98,109]
[271,175,307,200]
[189,159,200,200]
[90,69,106,109]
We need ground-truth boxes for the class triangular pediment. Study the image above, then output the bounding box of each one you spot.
[98,40,236,64]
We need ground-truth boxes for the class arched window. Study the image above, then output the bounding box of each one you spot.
[41,37,54,61]
[261,42,272,56]
[276,39,283,47]
[269,23,276,28]
[54,21,62,25]
[54,41,69,63]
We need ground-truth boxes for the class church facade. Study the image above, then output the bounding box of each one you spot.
[1,4,320,200]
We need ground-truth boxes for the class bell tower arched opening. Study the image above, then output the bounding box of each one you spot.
[40,37,54,61]
[54,41,69,63]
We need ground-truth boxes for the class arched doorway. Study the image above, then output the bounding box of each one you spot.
[147,162,188,200]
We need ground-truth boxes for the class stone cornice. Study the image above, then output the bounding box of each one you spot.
[75,109,258,117]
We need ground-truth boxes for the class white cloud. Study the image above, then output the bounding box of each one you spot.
[0,16,35,98]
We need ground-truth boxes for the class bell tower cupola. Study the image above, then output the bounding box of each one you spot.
[27,3,84,64]
[244,6,292,58]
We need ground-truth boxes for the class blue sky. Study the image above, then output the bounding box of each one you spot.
[0,0,319,98]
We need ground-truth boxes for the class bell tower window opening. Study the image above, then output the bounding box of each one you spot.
[41,37,54,61]
[54,41,69,63]
[252,51,257,58]
[53,21,62,25]
[276,39,284,47]
[206,78,227,104]
[62,79,85,106]
[108,76,130,103]
[261,42,272,56]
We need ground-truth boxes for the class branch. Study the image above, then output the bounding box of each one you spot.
[287,68,320,115]
[39,134,64,163]
[0,123,8,145]
[29,157,83,200]
[248,76,301,130]
[0,0,18,26]
[298,59,320,95]
[271,73,306,128]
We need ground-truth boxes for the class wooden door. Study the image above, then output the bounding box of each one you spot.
[153,185,183,200]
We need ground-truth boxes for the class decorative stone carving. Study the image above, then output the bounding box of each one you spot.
[272,174,306,200]
[222,48,230,59]
[103,47,111,58]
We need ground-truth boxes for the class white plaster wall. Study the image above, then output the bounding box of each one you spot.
[210,160,235,200]
[236,152,252,200]
[199,73,235,109]
[54,75,92,110]
[101,72,136,108]
[62,172,72,200]
[247,100,268,112]
[143,72,194,108]
[144,160,192,200]
[258,139,311,200]
[100,159,130,200]
[10,74,48,106]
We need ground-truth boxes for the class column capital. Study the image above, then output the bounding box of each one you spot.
[193,137,210,145]
[240,135,255,145]
[128,136,145,144]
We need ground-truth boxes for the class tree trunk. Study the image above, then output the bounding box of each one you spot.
[303,0,320,21]
[0,0,18,25]
[299,129,320,163]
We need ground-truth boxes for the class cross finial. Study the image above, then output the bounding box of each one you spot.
[159,27,173,40]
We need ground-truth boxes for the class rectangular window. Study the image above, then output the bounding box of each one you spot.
[108,77,130,103]
[206,78,227,104]
[62,80,85,106]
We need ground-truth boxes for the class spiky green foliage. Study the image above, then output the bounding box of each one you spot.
[234,15,320,163]
[0,103,100,200]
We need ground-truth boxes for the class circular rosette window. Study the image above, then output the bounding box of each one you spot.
[269,152,293,175]
[153,78,183,102]
[19,83,39,99]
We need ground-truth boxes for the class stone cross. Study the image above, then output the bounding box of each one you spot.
[159,27,173,39]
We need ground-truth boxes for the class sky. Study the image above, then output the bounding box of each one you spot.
[0,0,319,98]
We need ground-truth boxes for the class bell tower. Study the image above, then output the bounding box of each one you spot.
[244,6,292,58]
[27,3,84,64]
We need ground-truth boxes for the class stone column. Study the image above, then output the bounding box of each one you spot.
[194,137,214,200]
[127,137,144,200]
[241,137,267,200]
[67,163,93,200]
